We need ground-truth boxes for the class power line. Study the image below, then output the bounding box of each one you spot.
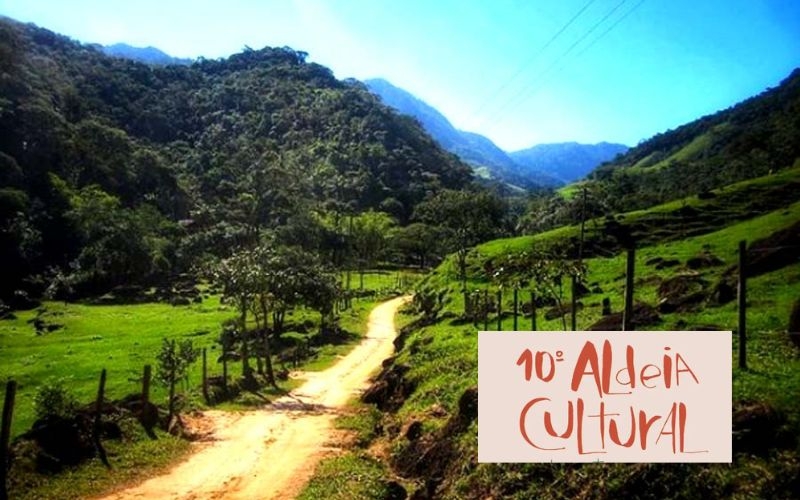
[574,0,646,60]
[468,0,598,123]
[477,0,628,130]
[476,0,631,132]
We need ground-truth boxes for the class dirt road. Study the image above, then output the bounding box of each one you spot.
[98,296,410,500]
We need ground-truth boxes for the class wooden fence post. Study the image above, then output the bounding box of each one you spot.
[483,289,489,331]
[531,290,537,331]
[93,369,110,468]
[571,275,578,331]
[202,348,209,403]
[142,364,151,406]
[1,380,17,500]
[513,288,519,331]
[222,355,228,393]
[139,364,156,436]
[496,290,503,331]
[738,240,747,370]
[622,248,635,331]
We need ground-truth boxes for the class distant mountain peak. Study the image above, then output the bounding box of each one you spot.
[510,142,628,184]
[365,78,562,188]
[102,43,192,65]
[365,78,627,187]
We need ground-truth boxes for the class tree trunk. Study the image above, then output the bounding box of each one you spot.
[260,300,276,386]
[272,310,285,337]
[458,249,468,314]
[168,361,176,422]
[240,299,251,378]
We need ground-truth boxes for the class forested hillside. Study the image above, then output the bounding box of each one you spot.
[337,69,800,499]
[365,78,563,189]
[591,68,800,210]
[101,43,193,66]
[514,68,800,235]
[0,18,475,303]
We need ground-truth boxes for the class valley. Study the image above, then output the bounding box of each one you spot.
[1,10,799,500]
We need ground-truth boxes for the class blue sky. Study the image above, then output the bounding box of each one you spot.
[2,0,799,151]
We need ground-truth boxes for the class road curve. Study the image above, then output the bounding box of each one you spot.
[96,295,410,500]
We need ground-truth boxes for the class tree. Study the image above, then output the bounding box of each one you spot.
[490,245,585,331]
[350,210,395,288]
[214,248,260,381]
[414,189,506,307]
[297,263,339,333]
[389,222,441,268]
[156,338,198,422]
[60,182,161,293]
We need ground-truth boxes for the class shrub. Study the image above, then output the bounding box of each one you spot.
[33,379,79,420]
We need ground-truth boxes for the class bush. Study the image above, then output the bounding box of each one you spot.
[33,379,79,420]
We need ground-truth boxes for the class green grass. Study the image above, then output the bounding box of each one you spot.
[0,297,235,437]
[627,131,715,173]
[335,402,385,448]
[1,270,416,500]
[297,287,418,500]
[471,165,800,266]
[0,270,421,438]
[556,181,588,200]
[8,424,191,500]
[384,193,800,497]
[628,123,731,173]
[297,452,394,500]
[341,269,422,293]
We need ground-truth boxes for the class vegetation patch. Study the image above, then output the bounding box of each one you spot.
[356,186,800,498]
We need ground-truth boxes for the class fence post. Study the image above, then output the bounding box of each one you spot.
[602,297,612,316]
[496,290,503,331]
[571,275,578,331]
[222,355,228,393]
[139,364,156,435]
[202,348,209,403]
[531,290,537,331]
[1,380,17,500]
[622,248,635,331]
[483,289,489,331]
[142,364,151,406]
[93,369,110,468]
[513,288,519,331]
[738,240,747,370]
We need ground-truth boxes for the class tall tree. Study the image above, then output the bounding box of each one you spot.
[214,248,259,381]
[414,189,506,301]
[350,210,395,288]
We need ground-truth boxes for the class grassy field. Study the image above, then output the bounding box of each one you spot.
[0,297,234,437]
[1,268,420,500]
[477,165,800,260]
[356,173,800,498]
[0,269,421,438]
[9,423,192,500]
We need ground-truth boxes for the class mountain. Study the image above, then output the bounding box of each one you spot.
[364,78,463,149]
[591,67,800,211]
[0,18,472,301]
[510,141,628,184]
[365,78,561,188]
[102,42,192,65]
